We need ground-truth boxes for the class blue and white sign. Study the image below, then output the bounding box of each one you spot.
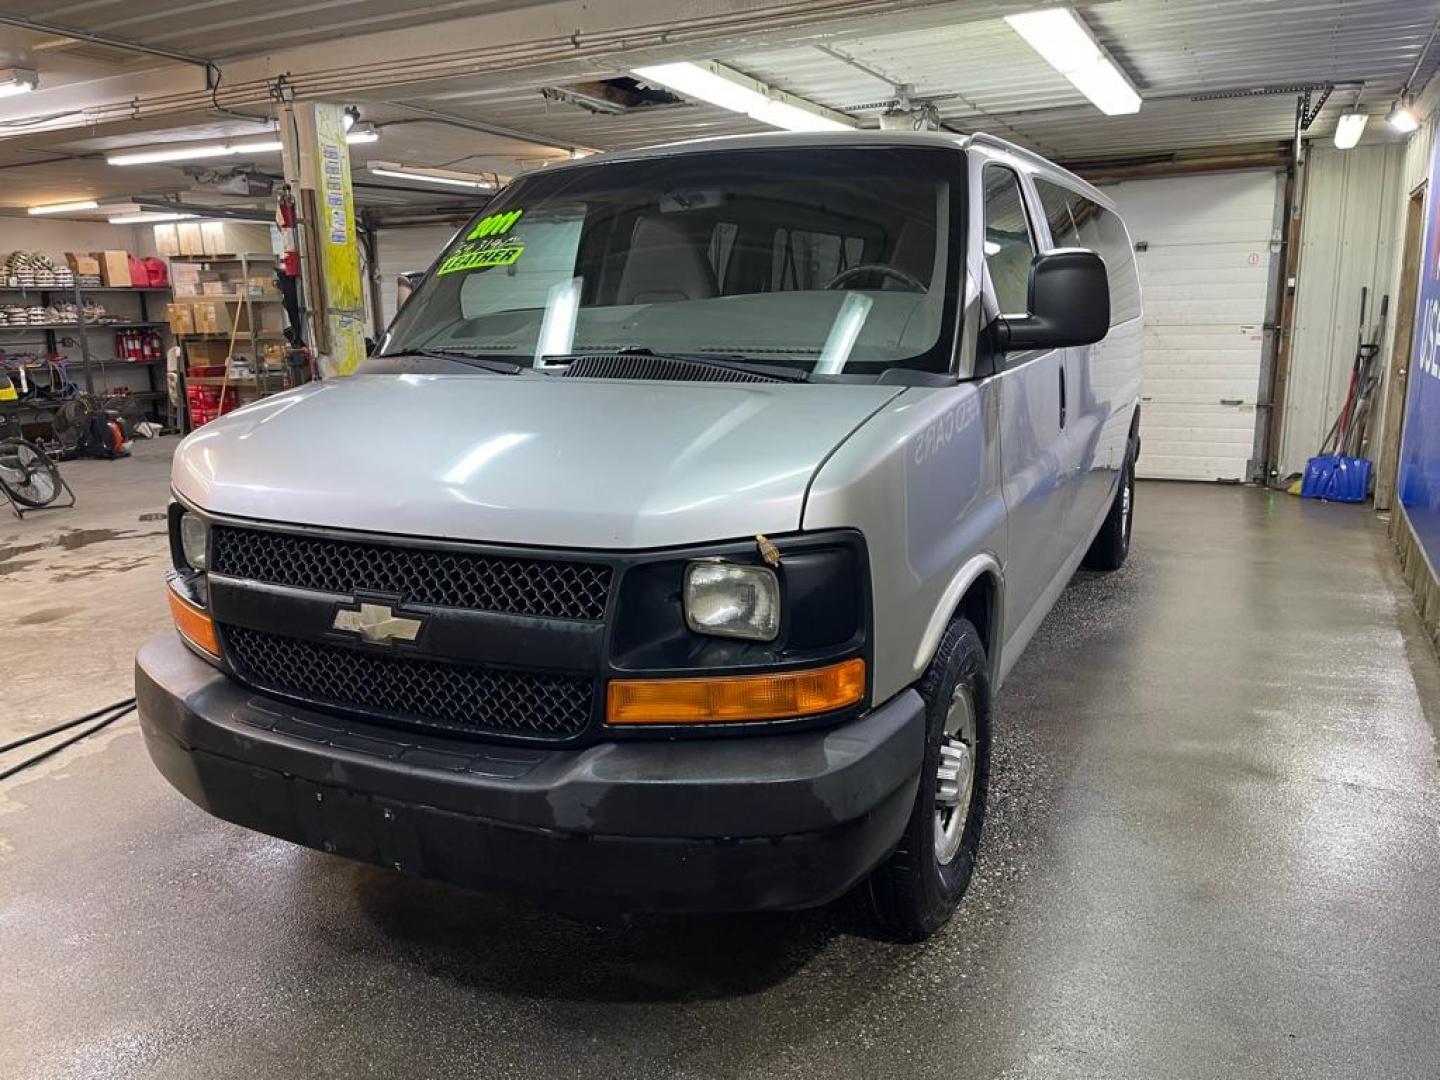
[1399,131,1440,570]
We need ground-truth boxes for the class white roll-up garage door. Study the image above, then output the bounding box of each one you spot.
[1106,171,1283,482]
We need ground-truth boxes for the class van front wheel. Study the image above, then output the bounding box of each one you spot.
[864,617,990,940]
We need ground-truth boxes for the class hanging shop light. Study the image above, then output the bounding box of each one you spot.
[27,199,100,216]
[1333,109,1369,149]
[108,128,377,166]
[1386,96,1421,134]
[631,61,856,132]
[367,162,497,189]
[1003,8,1142,116]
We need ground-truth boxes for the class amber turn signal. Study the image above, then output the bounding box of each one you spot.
[607,658,865,725]
[168,585,220,657]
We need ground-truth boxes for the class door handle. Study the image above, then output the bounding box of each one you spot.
[1059,365,1067,429]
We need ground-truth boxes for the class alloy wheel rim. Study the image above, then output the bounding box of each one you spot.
[1121,471,1133,541]
[934,683,977,865]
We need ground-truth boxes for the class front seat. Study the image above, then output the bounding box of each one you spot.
[616,217,718,305]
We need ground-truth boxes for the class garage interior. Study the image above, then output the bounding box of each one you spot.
[3,2,1440,1077]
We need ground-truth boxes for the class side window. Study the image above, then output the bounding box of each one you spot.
[1034,179,1080,248]
[1070,195,1142,324]
[982,166,1036,315]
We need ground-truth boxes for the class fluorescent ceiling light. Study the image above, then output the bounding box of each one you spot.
[108,212,199,224]
[108,129,377,166]
[1333,109,1368,149]
[1387,98,1420,134]
[368,162,496,189]
[1004,8,1142,116]
[632,61,855,132]
[28,199,100,216]
[0,67,37,98]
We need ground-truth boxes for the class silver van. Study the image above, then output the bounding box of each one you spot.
[138,131,1142,938]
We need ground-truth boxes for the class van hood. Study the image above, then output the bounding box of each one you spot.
[172,374,902,549]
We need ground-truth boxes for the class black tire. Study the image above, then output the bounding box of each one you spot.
[864,617,991,940]
[1083,449,1135,571]
[0,439,62,508]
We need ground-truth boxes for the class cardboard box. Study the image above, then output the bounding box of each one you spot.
[153,223,180,257]
[201,221,273,256]
[183,340,232,367]
[201,281,233,297]
[95,250,132,287]
[173,282,202,297]
[177,222,205,256]
[166,303,195,336]
[65,252,101,276]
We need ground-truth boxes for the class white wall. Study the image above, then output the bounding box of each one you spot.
[1,216,147,260]
[1278,143,1409,478]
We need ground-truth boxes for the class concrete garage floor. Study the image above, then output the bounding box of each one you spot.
[2,441,1438,1080]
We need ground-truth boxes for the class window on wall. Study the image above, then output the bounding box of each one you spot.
[982,166,1036,315]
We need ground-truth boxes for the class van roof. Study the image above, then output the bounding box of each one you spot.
[536,129,1111,207]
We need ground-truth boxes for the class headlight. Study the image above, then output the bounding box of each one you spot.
[683,561,780,641]
[179,512,209,571]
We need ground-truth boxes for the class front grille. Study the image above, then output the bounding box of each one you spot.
[225,626,593,739]
[211,526,612,621]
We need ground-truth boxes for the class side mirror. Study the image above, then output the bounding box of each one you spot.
[1001,249,1110,350]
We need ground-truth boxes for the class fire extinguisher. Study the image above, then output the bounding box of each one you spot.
[276,186,301,279]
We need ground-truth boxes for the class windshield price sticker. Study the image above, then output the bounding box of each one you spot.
[437,209,526,275]
[467,209,523,239]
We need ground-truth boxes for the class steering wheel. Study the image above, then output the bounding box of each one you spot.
[824,263,926,293]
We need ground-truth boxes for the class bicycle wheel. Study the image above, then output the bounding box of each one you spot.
[0,439,62,507]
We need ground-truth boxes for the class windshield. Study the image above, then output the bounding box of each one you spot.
[380,147,964,376]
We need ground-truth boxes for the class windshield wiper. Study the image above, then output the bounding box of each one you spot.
[548,348,809,383]
[403,348,530,375]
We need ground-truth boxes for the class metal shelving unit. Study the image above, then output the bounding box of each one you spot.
[1,280,173,425]
[172,254,290,430]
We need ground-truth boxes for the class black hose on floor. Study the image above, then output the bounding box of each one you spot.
[0,698,137,782]
[0,697,137,755]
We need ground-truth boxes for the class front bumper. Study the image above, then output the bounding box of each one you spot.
[136,634,926,913]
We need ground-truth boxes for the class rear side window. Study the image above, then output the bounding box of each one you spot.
[1070,195,1141,324]
[982,166,1036,315]
[1034,180,1141,326]
[1034,179,1080,248]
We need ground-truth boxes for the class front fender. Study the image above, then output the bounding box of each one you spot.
[803,381,1008,702]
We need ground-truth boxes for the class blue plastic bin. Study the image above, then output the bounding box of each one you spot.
[1299,454,1371,503]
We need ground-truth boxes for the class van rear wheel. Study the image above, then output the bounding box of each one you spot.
[1083,451,1135,571]
[864,617,990,941]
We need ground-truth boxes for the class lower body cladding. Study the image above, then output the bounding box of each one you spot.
[135,635,926,913]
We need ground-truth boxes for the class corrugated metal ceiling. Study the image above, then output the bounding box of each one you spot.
[2,0,1438,213]
[375,0,1440,161]
[5,0,555,60]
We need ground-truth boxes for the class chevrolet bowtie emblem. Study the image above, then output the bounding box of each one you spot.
[332,602,424,645]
